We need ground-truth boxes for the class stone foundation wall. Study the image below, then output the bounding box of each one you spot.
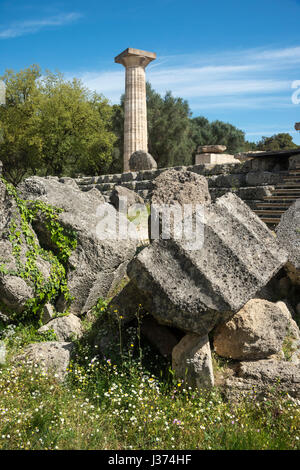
[71,155,293,209]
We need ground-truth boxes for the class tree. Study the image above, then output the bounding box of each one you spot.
[147,85,195,168]
[0,65,43,184]
[111,83,195,170]
[191,117,247,155]
[35,72,116,176]
[256,133,299,151]
[0,66,116,184]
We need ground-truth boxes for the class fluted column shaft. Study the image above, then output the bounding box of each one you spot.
[124,64,147,172]
[115,49,156,172]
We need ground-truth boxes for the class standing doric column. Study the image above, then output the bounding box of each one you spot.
[115,48,156,172]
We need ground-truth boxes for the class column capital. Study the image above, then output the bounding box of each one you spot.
[115,48,156,68]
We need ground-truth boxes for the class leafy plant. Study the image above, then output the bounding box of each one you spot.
[0,177,77,323]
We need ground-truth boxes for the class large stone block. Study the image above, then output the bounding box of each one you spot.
[276,200,300,285]
[127,192,287,336]
[195,153,238,165]
[18,176,138,314]
[141,316,179,357]
[109,185,144,210]
[38,314,83,341]
[0,180,52,315]
[172,333,214,389]
[245,171,286,186]
[224,360,300,400]
[213,299,292,360]
[289,154,300,170]
[197,145,227,154]
[150,168,211,206]
[15,342,73,382]
[129,151,157,171]
[207,174,246,188]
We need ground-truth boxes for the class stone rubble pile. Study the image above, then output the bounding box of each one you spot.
[195,144,238,165]
[1,162,300,396]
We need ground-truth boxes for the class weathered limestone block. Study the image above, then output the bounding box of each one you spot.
[195,153,238,165]
[109,185,144,210]
[136,169,162,181]
[38,314,83,341]
[207,173,246,188]
[188,163,243,176]
[0,276,34,313]
[0,180,51,315]
[197,145,227,154]
[115,48,156,172]
[135,180,152,191]
[42,303,55,324]
[108,279,149,324]
[245,171,286,186]
[150,168,211,206]
[276,301,300,364]
[276,200,300,285]
[121,171,138,182]
[58,177,78,189]
[128,192,287,336]
[0,341,6,365]
[129,150,157,171]
[208,186,276,203]
[18,177,138,314]
[82,260,130,313]
[213,299,291,360]
[289,154,300,170]
[224,360,300,400]
[149,169,211,241]
[172,333,214,389]
[15,342,73,382]
[248,156,286,172]
[236,186,275,200]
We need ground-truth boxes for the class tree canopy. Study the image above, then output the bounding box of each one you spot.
[111,84,258,170]
[256,133,299,151]
[0,65,116,184]
[111,83,195,171]
[190,117,255,155]
[1,65,299,185]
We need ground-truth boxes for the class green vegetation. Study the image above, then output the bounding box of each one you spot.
[0,305,299,450]
[190,116,256,156]
[0,65,116,184]
[111,83,195,171]
[1,65,299,182]
[111,83,255,171]
[256,133,299,152]
[0,177,77,323]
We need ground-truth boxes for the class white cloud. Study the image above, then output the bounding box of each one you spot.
[65,44,300,115]
[0,12,82,39]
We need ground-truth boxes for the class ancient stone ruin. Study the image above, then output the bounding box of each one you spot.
[1,157,300,398]
[0,47,300,400]
[195,144,238,165]
[115,48,156,172]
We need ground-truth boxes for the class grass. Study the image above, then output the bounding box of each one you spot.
[0,316,299,450]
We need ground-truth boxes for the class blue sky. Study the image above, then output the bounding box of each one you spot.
[0,0,300,144]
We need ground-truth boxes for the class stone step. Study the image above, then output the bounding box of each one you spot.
[276,182,300,188]
[259,217,281,225]
[254,210,284,216]
[256,202,290,209]
[273,188,300,195]
[263,196,298,202]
